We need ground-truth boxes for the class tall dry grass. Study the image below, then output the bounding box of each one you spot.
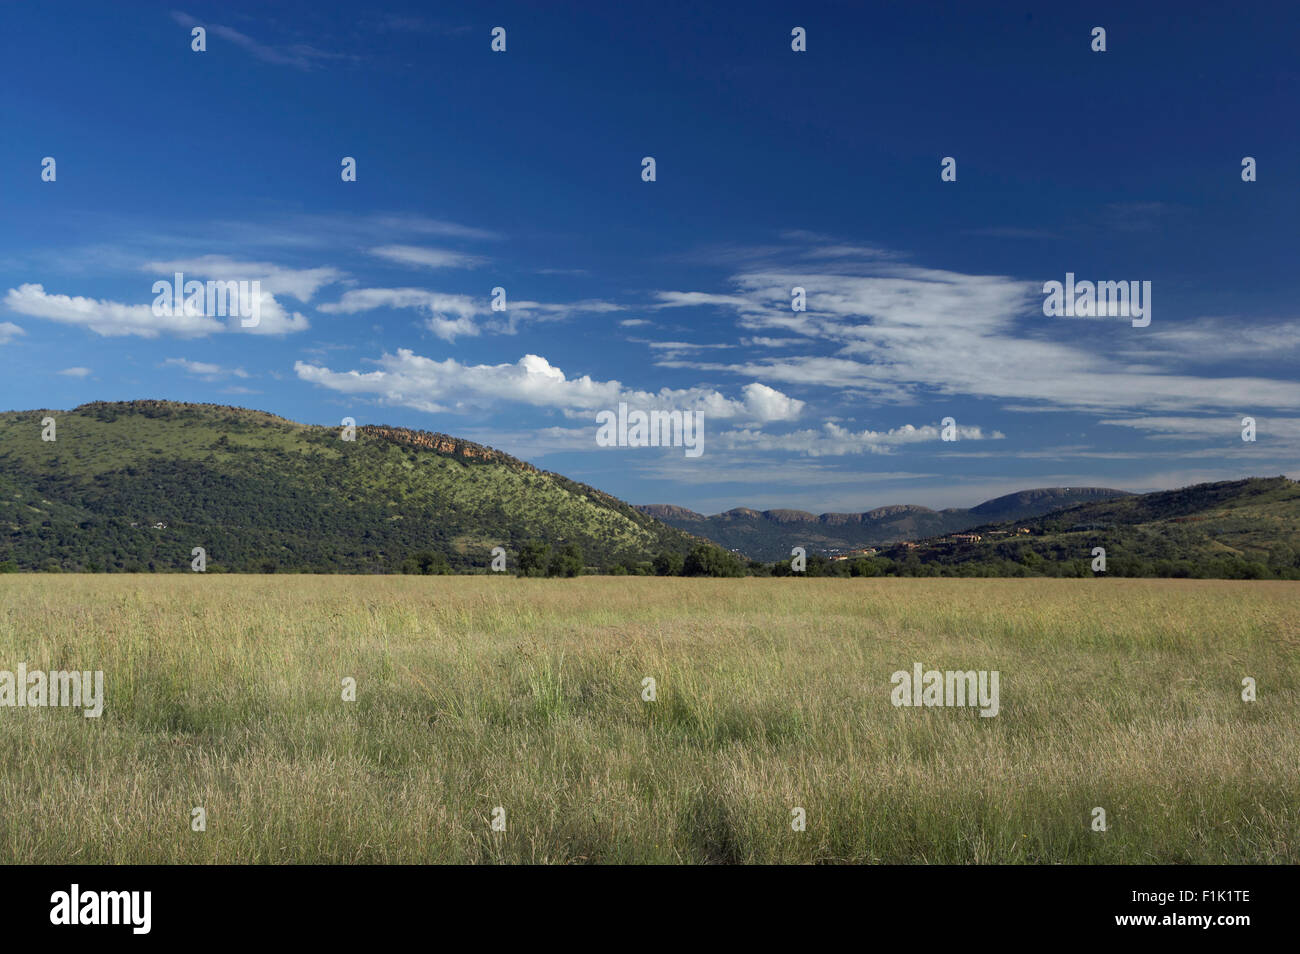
[0,575,1295,863]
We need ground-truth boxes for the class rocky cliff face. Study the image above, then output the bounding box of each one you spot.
[357,425,539,472]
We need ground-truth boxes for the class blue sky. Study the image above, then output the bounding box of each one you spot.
[2,0,1298,513]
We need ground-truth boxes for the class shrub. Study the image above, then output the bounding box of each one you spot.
[401,551,451,575]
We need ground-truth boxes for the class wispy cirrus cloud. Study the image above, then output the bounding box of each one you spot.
[715,420,1002,457]
[143,256,333,335]
[5,252,327,337]
[162,357,250,381]
[169,11,356,71]
[318,288,482,341]
[1097,415,1300,441]
[143,256,341,302]
[651,260,1300,416]
[369,245,489,270]
[318,287,624,340]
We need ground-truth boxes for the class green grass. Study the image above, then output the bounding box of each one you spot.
[1,575,1296,863]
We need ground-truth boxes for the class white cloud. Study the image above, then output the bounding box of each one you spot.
[715,420,1002,457]
[142,256,333,335]
[369,245,488,269]
[738,382,804,423]
[0,321,24,344]
[318,287,482,341]
[163,358,250,380]
[654,291,753,309]
[5,283,223,338]
[1098,415,1300,441]
[1113,316,1300,364]
[644,340,733,351]
[57,367,91,377]
[243,291,311,335]
[295,349,805,423]
[370,215,499,241]
[144,256,340,302]
[318,287,623,340]
[654,265,1300,414]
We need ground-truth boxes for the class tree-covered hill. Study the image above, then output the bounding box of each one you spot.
[862,477,1300,579]
[0,400,705,573]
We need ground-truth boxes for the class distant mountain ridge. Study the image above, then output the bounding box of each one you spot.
[638,487,1129,560]
[874,476,1300,578]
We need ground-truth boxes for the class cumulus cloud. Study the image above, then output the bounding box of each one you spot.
[0,321,24,344]
[5,283,223,337]
[294,349,804,422]
[737,382,804,423]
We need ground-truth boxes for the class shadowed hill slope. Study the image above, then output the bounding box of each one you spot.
[872,477,1300,578]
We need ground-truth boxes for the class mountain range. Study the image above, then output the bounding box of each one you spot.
[639,487,1129,561]
[2,401,1296,578]
[870,476,1300,578]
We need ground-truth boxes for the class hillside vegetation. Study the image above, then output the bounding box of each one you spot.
[835,477,1300,580]
[0,401,702,573]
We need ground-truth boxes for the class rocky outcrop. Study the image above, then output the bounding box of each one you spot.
[358,425,538,472]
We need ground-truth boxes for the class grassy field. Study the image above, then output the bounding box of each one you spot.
[0,575,1296,864]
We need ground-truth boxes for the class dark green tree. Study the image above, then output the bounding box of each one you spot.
[652,551,685,576]
[547,543,584,578]
[518,540,551,577]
